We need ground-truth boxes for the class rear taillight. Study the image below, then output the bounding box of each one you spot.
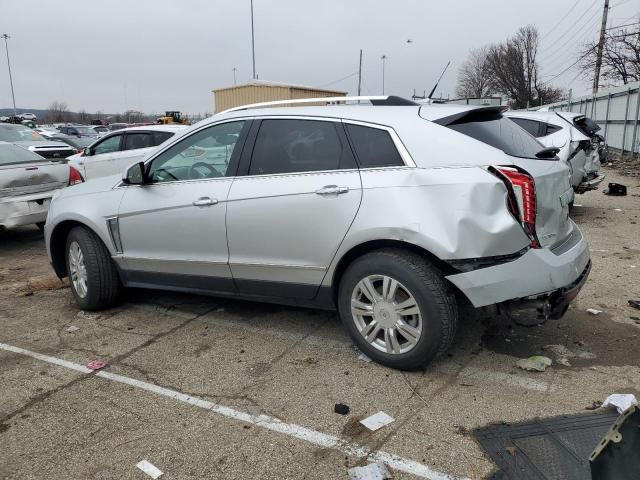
[68,166,84,186]
[76,148,83,154]
[491,166,539,248]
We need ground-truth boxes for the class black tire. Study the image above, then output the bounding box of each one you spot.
[338,248,458,370]
[65,226,122,310]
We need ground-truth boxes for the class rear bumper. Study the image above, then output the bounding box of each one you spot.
[0,190,59,229]
[446,220,590,308]
[576,174,605,194]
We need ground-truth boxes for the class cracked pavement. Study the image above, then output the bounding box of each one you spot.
[0,166,639,479]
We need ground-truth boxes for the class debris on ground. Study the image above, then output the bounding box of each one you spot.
[602,394,638,413]
[613,208,623,212]
[136,460,163,479]
[628,300,640,310]
[357,352,372,363]
[585,400,603,410]
[347,462,391,480]
[516,356,552,372]
[334,403,350,415]
[603,183,627,196]
[65,325,79,333]
[587,308,603,315]
[77,310,101,321]
[360,411,395,432]
[86,360,107,371]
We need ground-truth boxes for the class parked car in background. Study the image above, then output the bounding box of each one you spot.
[0,123,75,160]
[0,142,81,231]
[67,125,186,180]
[91,125,109,135]
[504,111,605,194]
[19,113,38,122]
[49,134,95,154]
[45,97,590,370]
[57,125,99,138]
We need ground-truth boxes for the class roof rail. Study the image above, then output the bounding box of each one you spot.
[218,95,417,114]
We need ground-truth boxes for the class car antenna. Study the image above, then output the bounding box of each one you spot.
[427,61,451,101]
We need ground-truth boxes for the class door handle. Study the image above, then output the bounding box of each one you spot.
[315,185,349,195]
[192,197,218,207]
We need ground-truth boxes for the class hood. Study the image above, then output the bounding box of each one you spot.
[13,140,76,150]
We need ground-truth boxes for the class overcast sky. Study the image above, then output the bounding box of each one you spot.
[1,0,638,114]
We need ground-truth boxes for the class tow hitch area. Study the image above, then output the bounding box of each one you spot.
[500,261,592,326]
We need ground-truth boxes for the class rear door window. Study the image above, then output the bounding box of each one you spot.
[152,131,174,145]
[249,119,351,175]
[92,134,122,155]
[442,110,544,160]
[123,132,154,150]
[345,124,404,167]
[510,118,542,137]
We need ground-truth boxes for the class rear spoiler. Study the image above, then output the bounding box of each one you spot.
[430,106,509,126]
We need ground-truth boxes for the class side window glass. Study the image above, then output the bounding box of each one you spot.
[543,124,562,136]
[152,131,174,146]
[249,119,343,175]
[92,135,121,155]
[510,118,541,137]
[345,124,404,167]
[147,121,244,183]
[124,133,153,150]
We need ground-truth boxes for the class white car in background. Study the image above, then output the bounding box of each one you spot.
[68,125,187,180]
[504,111,605,194]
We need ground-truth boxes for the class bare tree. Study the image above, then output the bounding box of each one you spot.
[46,101,71,123]
[486,25,544,109]
[456,47,494,98]
[579,22,640,86]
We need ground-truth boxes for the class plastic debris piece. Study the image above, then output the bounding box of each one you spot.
[136,460,163,479]
[77,310,100,320]
[602,394,638,414]
[573,204,583,207]
[603,183,627,196]
[586,400,603,410]
[348,462,391,480]
[628,300,640,310]
[360,411,394,431]
[587,308,603,315]
[516,356,552,372]
[86,360,107,370]
[334,403,350,415]
[613,208,623,212]
[65,325,79,333]
[358,352,372,363]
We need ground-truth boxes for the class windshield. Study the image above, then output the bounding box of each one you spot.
[0,143,48,165]
[75,126,96,135]
[442,109,545,160]
[0,124,45,142]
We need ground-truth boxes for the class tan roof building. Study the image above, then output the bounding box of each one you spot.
[212,80,347,113]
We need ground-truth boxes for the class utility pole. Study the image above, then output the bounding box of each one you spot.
[250,0,256,79]
[2,34,17,119]
[357,49,362,96]
[592,0,609,93]
[232,67,238,85]
[381,55,387,95]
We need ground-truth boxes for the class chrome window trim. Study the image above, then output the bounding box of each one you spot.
[229,262,326,271]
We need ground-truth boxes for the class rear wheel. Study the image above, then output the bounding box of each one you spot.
[65,226,121,310]
[338,249,458,370]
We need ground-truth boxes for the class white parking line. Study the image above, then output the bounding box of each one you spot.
[0,342,464,480]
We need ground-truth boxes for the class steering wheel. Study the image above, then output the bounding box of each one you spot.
[189,162,219,179]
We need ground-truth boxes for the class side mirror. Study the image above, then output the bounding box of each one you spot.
[83,147,91,156]
[122,161,146,185]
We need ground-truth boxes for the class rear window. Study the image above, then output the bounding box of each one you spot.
[443,110,544,160]
[345,124,404,168]
[573,116,601,137]
[0,143,47,165]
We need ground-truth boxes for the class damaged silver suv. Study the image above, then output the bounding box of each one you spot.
[45,96,591,370]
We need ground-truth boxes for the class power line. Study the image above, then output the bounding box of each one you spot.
[606,21,640,30]
[539,45,598,87]
[539,14,601,69]
[318,71,359,88]
[539,0,600,54]
[540,0,582,41]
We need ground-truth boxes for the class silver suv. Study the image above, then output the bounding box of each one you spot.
[45,96,591,370]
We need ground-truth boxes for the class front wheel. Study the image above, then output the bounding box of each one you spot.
[338,249,458,370]
[65,226,122,310]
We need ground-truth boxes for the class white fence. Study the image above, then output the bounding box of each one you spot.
[539,81,640,155]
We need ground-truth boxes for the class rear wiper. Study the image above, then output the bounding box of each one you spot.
[535,147,560,159]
